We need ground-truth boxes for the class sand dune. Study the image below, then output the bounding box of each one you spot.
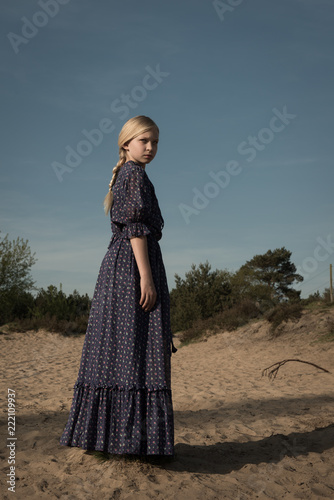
[1,308,334,499]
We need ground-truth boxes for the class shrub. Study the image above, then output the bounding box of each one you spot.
[8,312,89,336]
[179,299,261,344]
[170,261,232,332]
[264,302,303,335]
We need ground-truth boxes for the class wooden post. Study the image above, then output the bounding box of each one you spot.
[330,264,333,303]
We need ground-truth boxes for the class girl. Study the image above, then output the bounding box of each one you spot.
[59,115,176,456]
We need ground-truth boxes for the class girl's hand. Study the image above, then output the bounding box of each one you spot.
[130,236,156,311]
[139,277,157,312]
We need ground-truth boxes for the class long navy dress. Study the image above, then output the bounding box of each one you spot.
[59,160,175,455]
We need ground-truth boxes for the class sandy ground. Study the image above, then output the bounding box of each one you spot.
[1,308,334,500]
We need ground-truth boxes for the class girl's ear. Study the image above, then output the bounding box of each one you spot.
[123,142,129,151]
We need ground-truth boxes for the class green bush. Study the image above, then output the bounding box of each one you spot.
[170,261,232,332]
[9,312,89,335]
[179,299,261,344]
[1,284,91,335]
[264,302,303,335]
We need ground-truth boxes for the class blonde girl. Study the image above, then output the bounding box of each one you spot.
[60,116,176,456]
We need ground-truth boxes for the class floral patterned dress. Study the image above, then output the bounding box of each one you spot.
[59,160,176,455]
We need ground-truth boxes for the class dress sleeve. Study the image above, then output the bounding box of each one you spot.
[118,166,152,239]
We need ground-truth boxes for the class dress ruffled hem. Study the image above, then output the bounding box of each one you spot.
[59,384,174,455]
[122,221,151,239]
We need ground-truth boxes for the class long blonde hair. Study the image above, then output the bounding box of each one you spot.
[103,115,159,215]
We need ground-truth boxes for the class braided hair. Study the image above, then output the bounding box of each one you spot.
[103,115,159,215]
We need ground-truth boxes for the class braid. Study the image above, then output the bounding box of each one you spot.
[103,115,159,215]
[103,148,127,215]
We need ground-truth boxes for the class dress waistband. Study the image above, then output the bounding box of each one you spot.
[108,231,160,248]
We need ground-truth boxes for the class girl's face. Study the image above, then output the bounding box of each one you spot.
[123,128,159,168]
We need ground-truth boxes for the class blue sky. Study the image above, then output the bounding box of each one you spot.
[1,0,333,299]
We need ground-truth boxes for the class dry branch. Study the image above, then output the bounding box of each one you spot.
[262,358,331,380]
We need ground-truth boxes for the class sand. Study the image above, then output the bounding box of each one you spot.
[1,307,334,499]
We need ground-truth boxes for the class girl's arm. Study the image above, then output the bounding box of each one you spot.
[130,236,157,312]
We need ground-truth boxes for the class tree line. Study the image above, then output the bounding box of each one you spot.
[170,247,304,331]
[0,231,329,336]
[0,232,90,333]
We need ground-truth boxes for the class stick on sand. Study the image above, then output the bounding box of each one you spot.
[262,358,331,380]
